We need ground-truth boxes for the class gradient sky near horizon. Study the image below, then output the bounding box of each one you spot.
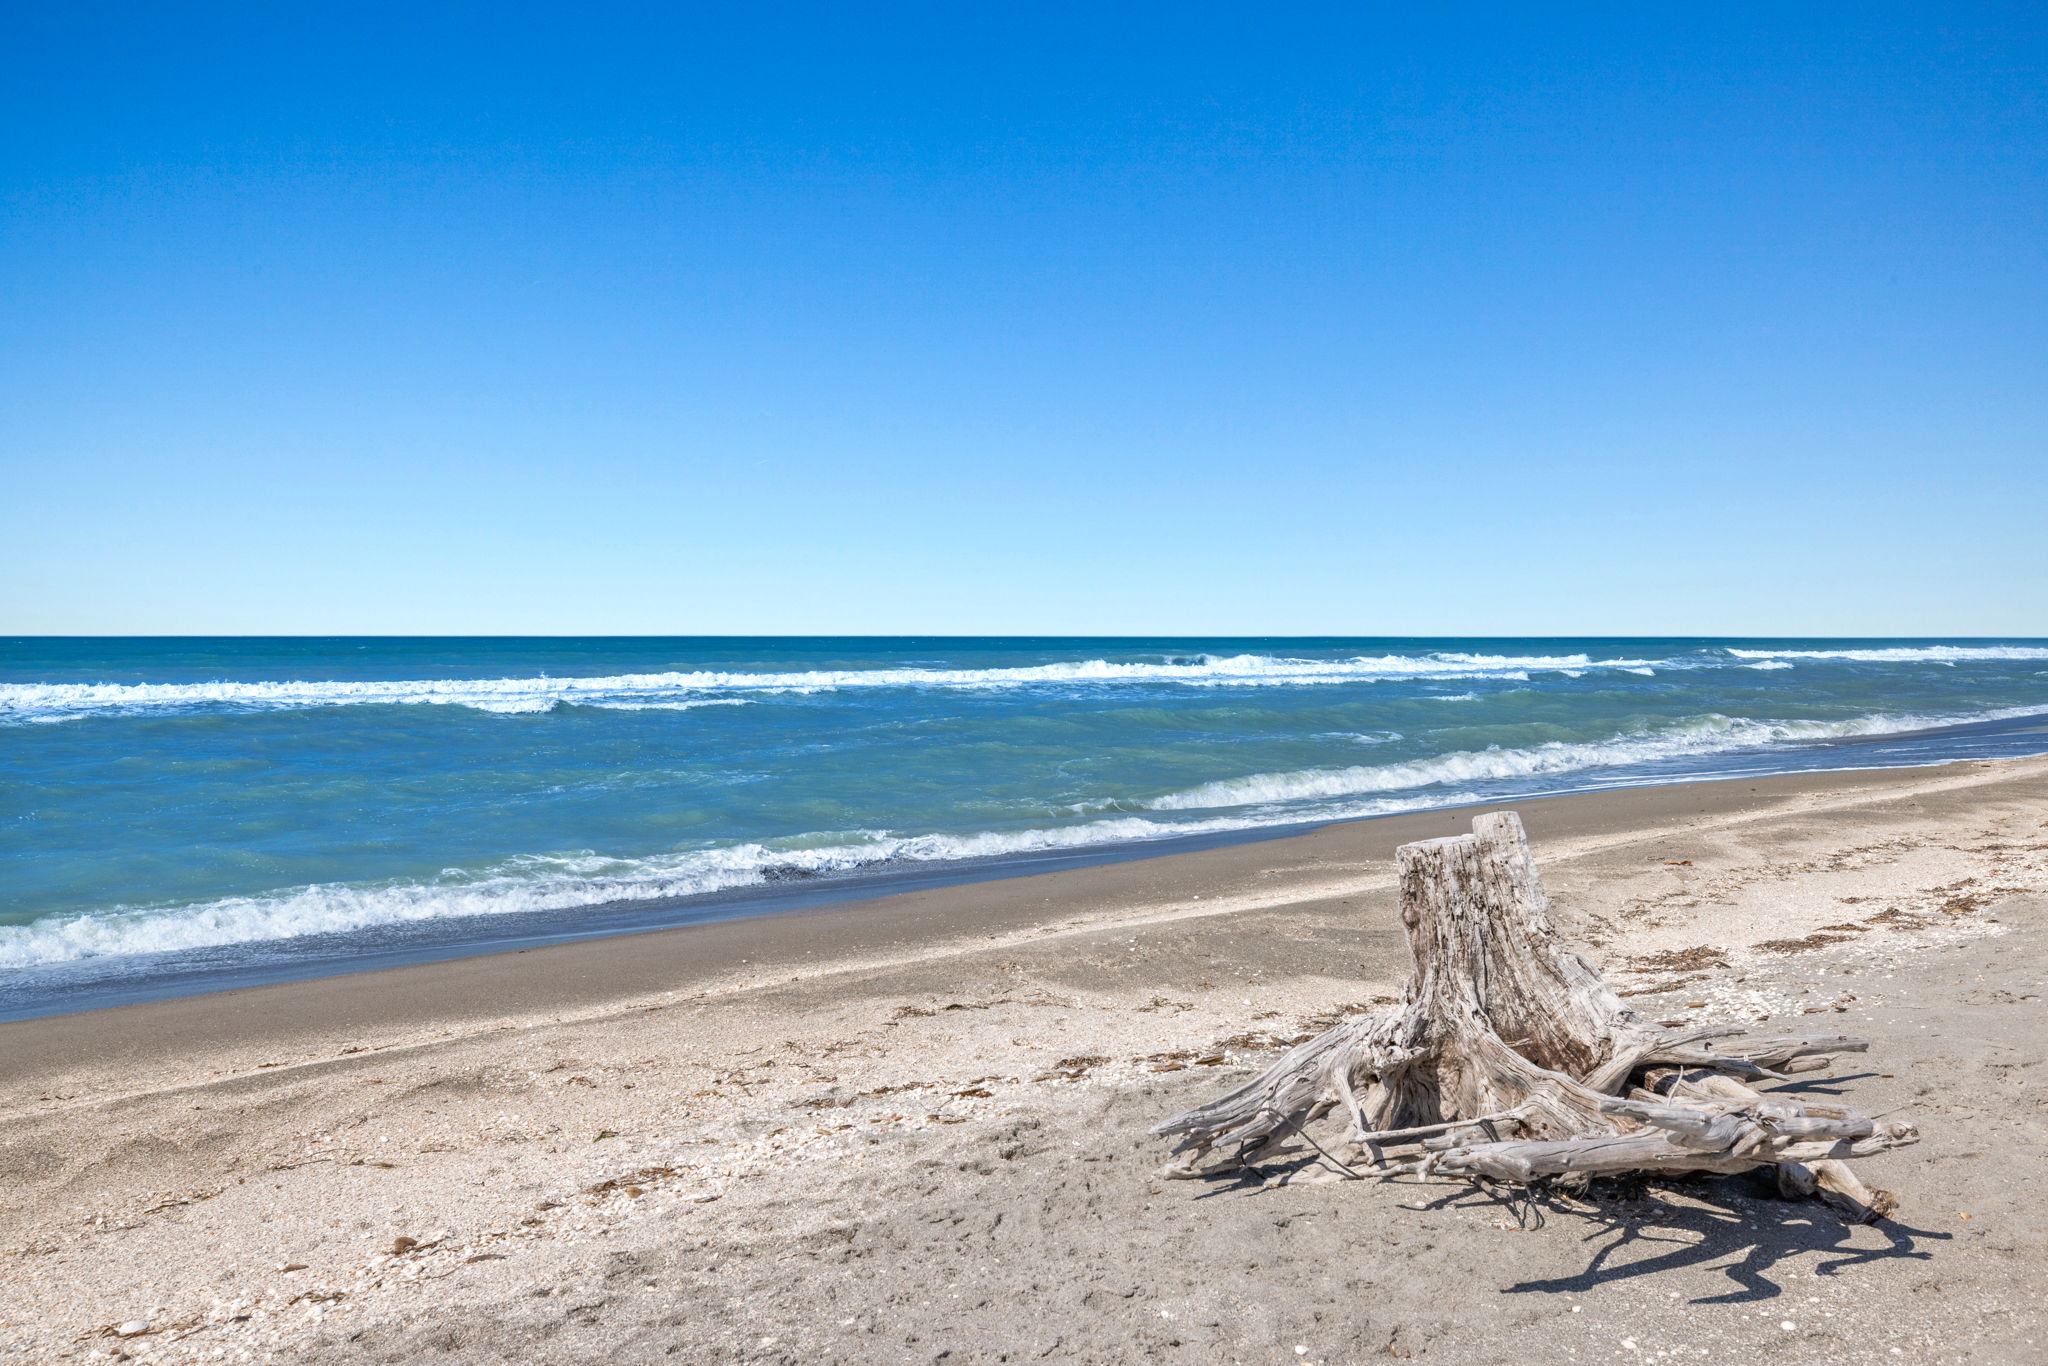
[4,3,2045,637]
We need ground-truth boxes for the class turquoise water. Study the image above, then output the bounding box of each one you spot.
[6,637,2048,1016]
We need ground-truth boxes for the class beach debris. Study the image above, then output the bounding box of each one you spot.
[1035,1054,1109,1082]
[140,1188,223,1217]
[1625,946,1728,973]
[1153,811,1919,1222]
[1754,933,1858,953]
[796,1093,856,1109]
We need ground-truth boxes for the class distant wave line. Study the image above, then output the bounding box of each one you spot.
[0,652,1656,721]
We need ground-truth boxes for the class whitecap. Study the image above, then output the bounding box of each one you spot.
[1725,645,2048,663]
[577,699,755,712]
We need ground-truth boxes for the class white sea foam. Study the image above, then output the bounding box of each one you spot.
[580,699,755,712]
[1334,731,1404,746]
[1144,707,2048,812]
[1726,646,2048,663]
[1742,660,1795,670]
[0,793,1479,969]
[0,652,1637,722]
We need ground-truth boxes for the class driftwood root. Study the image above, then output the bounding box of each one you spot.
[1153,811,1916,1222]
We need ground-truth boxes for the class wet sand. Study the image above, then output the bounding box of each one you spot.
[3,756,2046,1363]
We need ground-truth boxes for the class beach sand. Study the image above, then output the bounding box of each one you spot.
[4,757,2047,1364]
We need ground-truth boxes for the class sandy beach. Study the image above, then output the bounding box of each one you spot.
[4,756,2046,1364]
[14,3,2045,1359]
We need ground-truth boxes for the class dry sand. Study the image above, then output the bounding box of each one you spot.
[4,757,2047,1364]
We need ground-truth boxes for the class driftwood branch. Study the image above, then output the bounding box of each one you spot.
[1153,811,1916,1221]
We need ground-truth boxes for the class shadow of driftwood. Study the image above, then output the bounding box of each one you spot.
[1489,1174,1952,1302]
[1179,1152,1948,1302]
[1765,1068,1880,1097]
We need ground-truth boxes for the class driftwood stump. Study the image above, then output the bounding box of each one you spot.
[1154,811,1918,1221]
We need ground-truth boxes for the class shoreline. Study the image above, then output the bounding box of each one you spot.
[0,754,2033,1098]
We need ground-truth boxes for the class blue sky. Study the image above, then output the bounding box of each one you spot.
[4,3,2044,635]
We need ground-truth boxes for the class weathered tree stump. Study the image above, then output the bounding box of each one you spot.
[1153,811,1917,1221]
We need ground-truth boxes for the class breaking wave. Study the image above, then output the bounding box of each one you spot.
[1145,707,2048,811]
[0,793,1475,968]
[12,645,2045,724]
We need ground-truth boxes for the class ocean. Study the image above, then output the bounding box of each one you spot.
[6,636,2047,1020]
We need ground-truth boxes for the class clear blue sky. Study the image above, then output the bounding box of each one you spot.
[4,3,2043,636]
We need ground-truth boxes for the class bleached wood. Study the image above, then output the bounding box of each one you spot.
[1152,810,1916,1221]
